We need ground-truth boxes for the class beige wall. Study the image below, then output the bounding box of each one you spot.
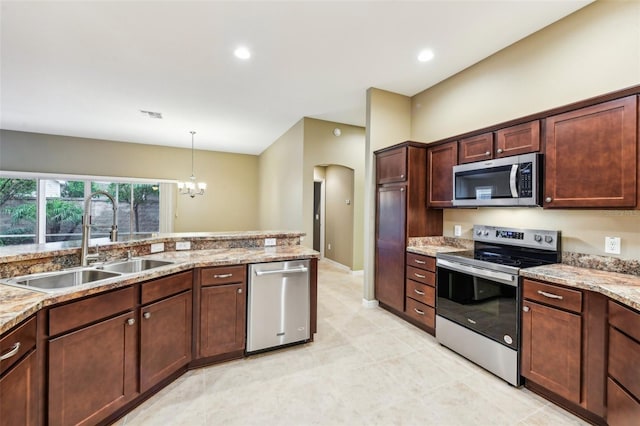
[258,119,304,232]
[324,165,354,268]
[364,88,412,300]
[409,0,640,260]
[0,129,259,232]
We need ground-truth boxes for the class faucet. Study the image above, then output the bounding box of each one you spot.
[81,191,118,266]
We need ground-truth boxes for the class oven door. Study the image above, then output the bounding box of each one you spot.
[436,259,520,350]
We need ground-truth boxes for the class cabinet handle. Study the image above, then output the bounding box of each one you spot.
[0,342,20,361]
[213,273,233,279]
[414,273,426,279]
[143,312,151,319]
[485,151,490,156]
[237,288,243,294]
[537,290,563,300]
[400,174,405,179]
[414,289,425,296]
[497,148,504,154]
[126,318,135,326]
[414,259,426,265]
[523,306,530,312]
[413,308,425,315]
[467,318,477,324]
[545,197,552,203]
[400,187,405,192]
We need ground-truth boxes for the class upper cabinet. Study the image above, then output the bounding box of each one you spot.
[458,132,493,164]
[376,146,407,184]
[495,120,540,158]
[427,141,458,208]
[544,96,638,208]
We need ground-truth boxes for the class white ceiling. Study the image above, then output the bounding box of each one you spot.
[1,1,593,155]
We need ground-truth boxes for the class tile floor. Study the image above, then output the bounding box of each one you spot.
[116,260,588,425]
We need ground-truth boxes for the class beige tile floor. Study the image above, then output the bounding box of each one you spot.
[116,260,588,425]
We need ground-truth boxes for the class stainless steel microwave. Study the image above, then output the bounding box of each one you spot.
[452,153,542,207]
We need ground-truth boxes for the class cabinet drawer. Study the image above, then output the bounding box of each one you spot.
[607,378,640,426]
[406,252,435,271]
[200,265,246,286]
[141,270,193,305]
[405,298,435,329]
[609,327,640,400]
[406,266,435,286]
[609,300,640,342]
[0,316,36,375]
[522,279,582,313]
[49,286,136,336]
[405,279,435,306]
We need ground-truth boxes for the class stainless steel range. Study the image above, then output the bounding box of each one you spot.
[436,225,561,386]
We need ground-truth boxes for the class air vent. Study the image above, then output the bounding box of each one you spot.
[140,110,163,119]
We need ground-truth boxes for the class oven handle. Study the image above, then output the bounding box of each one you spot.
[436,258,517,287]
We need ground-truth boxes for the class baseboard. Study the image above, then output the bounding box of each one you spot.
[351,269,364,276]
[362,298,379,309]
[322,257,352,271]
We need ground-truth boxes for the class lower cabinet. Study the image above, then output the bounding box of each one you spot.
[197,265,247,359]
[0,316,38,426]
[607,301,640,426]
[404,253,436,333]
[521,278,607,423]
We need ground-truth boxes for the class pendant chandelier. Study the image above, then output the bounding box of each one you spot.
[177,131,207,198]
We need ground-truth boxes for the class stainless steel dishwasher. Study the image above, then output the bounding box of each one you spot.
[246,260,310,353]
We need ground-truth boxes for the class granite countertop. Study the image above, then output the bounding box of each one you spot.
[407,245,468,257]
[406,236,472,257]
[520,264,640,311]
[0,245,318,335]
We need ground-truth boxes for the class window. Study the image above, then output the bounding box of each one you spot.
[0,174,166,246]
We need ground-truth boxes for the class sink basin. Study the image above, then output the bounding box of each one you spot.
[5,269,122,293]
[96,258,174,274]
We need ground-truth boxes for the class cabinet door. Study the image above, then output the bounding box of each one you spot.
[376,146,407,184]
[375,184,406,312]
[0,351,38,426]
[522,300,582,403]
[544,96,637,208]
[48,311,137,426]
[458,132,493,164]
[427,141,458,208]
[140,291,192,393]
[199,283,246,358]
[495,120,540,158]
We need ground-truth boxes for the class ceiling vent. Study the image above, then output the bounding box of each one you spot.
[140,110,163,119]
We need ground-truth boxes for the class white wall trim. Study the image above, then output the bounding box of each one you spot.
[351,269,364,276]
[362,298,379,309]
[322,257,351,272]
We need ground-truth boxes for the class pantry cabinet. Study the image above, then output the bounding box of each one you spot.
[375,142,442,314]
[544,96,638,208]
[0,316,38,426]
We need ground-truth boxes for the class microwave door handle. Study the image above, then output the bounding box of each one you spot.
[509,164,518,197]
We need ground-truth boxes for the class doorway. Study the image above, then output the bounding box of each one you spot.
[313,181,322,253]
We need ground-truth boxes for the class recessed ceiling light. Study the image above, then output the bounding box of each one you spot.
[234,46,251,60]
[417,49,434,63]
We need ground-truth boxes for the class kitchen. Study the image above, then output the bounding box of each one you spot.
[1,0,640,425]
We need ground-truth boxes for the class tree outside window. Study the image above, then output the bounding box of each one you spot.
[0,178,37,245]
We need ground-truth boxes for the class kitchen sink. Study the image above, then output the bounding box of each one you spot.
[95,258,174,274]
[3,269,122,293]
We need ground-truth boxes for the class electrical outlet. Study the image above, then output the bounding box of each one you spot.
[150,242,165,253]
[176,241,191,250]
[328,243,331,250]
[264,238,276,247]
[605,236,621,254]
[454,225,462,237]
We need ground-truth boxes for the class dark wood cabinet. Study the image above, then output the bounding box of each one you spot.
[0,317,38,426]
[544,96,638,208]
[522,279,607,423]
[140,291,192,393]
[48,310,137,426]
[427,141,458,208]
[376,146,407,184]
[404,253,436,333]
[197,266,247,360]
[375,143,442,315]
[607,301,640,426]
[495,120,540,158]
[458,132,493,164]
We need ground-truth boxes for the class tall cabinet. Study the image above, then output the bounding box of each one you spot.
[375,142,442,314]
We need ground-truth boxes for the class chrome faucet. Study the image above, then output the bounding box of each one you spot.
[81,191,118,266]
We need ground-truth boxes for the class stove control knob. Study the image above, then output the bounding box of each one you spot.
[534,234,543,242]
[544,235,554,244]
[483,230,490,237]
[476,230,483,236]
